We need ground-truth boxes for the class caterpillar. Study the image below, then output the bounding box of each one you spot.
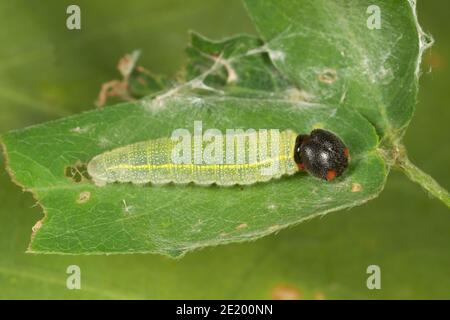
[87,128,349,186]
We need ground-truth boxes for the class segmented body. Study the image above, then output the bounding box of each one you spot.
[87,130,298,186]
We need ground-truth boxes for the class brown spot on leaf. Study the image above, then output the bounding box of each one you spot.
[32,220,42,235]
[318,68,337,84]
[236,223,248,230]
[77,191,91,204]
[271,284,301,300]
[351,183,362,192]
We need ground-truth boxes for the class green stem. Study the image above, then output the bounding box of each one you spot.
[397,153,450,208]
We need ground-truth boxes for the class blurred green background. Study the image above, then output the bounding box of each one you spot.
[0,0,449,299]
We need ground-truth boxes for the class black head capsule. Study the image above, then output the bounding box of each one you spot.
[294,129,349,181]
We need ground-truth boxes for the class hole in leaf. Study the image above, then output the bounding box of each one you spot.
[65,162,90,183]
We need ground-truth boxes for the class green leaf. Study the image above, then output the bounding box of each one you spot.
[1,0,450,299]
[104,32,293,105]
[2,95,385,256]
[243,0,449,206]
[2,0,447,257]
[128,66,170,99]
[243,0,432,136]
[185,32,292,97]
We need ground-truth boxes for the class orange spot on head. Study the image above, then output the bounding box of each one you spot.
[297,163,305,171]
[326,170,336,181]
[344,148,349,158]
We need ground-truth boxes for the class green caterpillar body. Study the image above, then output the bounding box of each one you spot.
[87,130,298,186]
